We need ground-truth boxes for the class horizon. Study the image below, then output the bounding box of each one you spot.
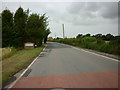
[1,2,119,38]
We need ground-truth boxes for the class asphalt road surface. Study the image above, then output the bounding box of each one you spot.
[12,42,119,88]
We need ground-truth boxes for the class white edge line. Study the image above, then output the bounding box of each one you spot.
[72,47,119,62]
[56,42,119,62]
[8,45,47,89]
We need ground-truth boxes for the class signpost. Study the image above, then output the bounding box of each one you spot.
[24,42,34,49]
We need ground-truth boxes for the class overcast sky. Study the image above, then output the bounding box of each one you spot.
[1,1,119,38]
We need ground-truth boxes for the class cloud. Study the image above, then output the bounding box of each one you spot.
[1,2,118,37]
[65,2,118,26]
[98,2,118,19]
[68,2,118,19]
[68,2,99,18]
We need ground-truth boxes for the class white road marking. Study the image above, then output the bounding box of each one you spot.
[8,45,47,89]
[72,46,119,62]
[8,42,119,88]
[57,42,119,62]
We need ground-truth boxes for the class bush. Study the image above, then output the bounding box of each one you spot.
[52,36,119,55]
[2,47,17,60]
[81,36,96,43]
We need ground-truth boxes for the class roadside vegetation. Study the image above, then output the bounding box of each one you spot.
[2,46,44,86]
[1,7,50,86]
[2,7,50,48]
[53,34,120,55]
[1,47,17,60]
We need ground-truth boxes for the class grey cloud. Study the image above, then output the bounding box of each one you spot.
[68,2,118,19]
[68,2,100,19]
[2,2,118,37]
[98,2,118,19]
[63,2,118,26]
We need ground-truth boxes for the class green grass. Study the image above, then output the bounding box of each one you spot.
[2,46,44,86]
[2,47,17,60]
[52,37,119,55]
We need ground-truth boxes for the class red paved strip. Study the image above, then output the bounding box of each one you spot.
[12,71,118,88]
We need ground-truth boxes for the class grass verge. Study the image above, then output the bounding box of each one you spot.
[2,46,44,86]
[52,37,119,55]
[1,47,17,60]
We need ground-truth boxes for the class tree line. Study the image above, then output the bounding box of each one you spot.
[53,33,120,55]
[2,7,50,48]
[76,33,119,41]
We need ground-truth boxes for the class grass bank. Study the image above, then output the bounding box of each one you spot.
[1,47,17,60]
[2,46,44,86]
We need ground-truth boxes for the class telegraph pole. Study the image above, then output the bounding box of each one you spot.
[62,24,65,39]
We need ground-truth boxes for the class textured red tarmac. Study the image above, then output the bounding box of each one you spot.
[12,71,118,88]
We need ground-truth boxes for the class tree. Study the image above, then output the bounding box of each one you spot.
[13,7,27,47]
[44,29,51,44]
[83,33,91,37]
[76,34,83,38]
[94,34,102,39]
[101,35,106,40]
[2,7,50,48]
[2,9,13,47]
[25,13,42,46]
[105,33,114,41]
[25,13,50,46]
[38,14,49,45]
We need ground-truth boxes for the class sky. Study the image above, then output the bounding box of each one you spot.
[1,0,119,38]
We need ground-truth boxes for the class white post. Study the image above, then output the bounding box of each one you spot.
[62,24,65,39]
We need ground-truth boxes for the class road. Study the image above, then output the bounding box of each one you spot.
[12,42,119,88]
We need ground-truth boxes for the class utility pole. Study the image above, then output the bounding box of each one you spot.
[62,24,65,39]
